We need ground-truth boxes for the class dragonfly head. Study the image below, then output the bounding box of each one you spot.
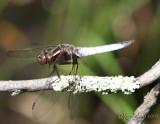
[37,50,48,65]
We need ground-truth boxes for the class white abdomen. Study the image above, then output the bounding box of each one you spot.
[77,40,134,57]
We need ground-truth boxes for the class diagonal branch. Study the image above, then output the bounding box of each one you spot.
[127,59,160,124]
[128,81,160,124]
[137,59,160,88]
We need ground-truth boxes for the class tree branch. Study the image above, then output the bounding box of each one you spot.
[128,81,160,124]
[127,59,160,124]
[137,59,160,88]
[0,76,139,95]
[0,59,159,96]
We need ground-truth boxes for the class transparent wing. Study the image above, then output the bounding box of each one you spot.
[77,56,95,76]
[67,55,91,119]
[32,56,70,120]
[7,45,57,58]
[68,92,82,120]
[32,90,61,120]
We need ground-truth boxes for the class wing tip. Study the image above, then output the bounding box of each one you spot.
[7,50,22,57]
[129,40,135,44]
[121,40,135,46]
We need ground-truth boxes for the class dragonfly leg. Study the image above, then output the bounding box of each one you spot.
[48,64,60,88]
[49,69,54,77]
[61,61,75,75]
[48,64,55,77]
[61,61,77,75]
[49,64,60,78]
[74,59,78,75]
[69,64,75,75]
[50,51,64,78]
[70,58,78,75]
[54,64,60,78]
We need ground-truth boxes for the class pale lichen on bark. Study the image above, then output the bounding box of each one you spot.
[0,75,140,95]
[52,75,140,94]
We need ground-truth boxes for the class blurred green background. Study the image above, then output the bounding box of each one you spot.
[0,0,160,124]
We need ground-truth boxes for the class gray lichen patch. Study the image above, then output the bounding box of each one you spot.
[52,75,140,95]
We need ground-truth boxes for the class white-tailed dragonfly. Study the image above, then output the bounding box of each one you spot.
[7,40,134,76]
[7,40,134,119]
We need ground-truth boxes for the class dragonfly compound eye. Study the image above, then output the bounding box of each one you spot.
[42,55,48,64]
[37,50,48,65]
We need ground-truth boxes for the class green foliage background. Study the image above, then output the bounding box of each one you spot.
[0,0,160,124]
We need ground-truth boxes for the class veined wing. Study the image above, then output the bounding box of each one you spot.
[66,56,91,119]
[7,45,57,58]
[68,92,83,119]
[32,90,61,120]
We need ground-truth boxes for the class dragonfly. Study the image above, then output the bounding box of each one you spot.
[7,40,135,119]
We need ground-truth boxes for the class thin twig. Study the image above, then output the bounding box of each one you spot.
[137,59,160,88]
[128,82,160,124]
